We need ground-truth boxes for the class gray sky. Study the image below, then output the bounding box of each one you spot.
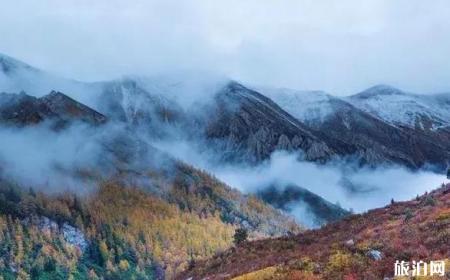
[1,0,450,94]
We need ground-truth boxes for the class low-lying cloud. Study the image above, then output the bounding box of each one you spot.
[154,140,448,215]
[0,120,447,228]
[0,123,102,193]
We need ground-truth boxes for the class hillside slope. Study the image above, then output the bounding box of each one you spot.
[0,164,300,279]
[181,183,450,279]
[257,184,350,227]
[0,89,301,279]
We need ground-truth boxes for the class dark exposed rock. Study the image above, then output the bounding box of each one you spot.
[201,82,334,163]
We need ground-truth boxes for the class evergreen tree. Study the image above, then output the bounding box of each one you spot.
[233,228,248,245]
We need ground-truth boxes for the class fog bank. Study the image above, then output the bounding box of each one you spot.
[154,140,448,213]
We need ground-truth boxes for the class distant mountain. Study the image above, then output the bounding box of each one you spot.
[0,91,106,128]
[197,82,333,163]
[2,53,449,169]
[261,86,450,169]
[98,78,183,126]
[181,183,450,279]
[0,53,94,104]
[92,78,336,163]
[349,84,450,130]
[257,184,350,227]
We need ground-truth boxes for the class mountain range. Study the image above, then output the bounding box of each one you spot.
[1,53,449,171]
[0,53,449,279]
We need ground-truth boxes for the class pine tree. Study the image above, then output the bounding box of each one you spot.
[233,228,248,245]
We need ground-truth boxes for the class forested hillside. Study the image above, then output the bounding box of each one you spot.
[181,184,450,279]
[0,164,299,280]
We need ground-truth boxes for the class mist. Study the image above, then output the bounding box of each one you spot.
[214,151,448,212]
[0,123,103,193]
[0,108,447,227]
[153,139,448,223]
[1,0,450,94]
[0,121,169,194]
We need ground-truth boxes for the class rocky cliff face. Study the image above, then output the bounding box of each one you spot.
[199,82,334,163]
[94,79,335,164]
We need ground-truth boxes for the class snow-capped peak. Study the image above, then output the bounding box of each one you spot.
[347,86,450,130]
[351,84,405,99]
[255,86,343,124]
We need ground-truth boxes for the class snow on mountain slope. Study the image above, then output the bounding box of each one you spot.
[259,84,450,132]
[1,53,448,169]
[256,87,338,124]
[256,85,450,169]
[348,84,450,130]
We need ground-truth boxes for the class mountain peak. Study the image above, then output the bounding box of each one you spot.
[0,90,106,127]
[44,90,72,100]
[0,53,35,75]
[40,90,107,125]
[353,84,405,99]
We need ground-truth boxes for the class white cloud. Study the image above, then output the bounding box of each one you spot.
[0,0,450,94]
[152,139,449,214]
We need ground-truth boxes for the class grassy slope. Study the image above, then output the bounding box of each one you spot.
[181,184,450,280]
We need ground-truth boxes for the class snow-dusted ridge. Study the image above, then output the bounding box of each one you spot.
[256,84,450,131]
[1,53,449,169]
[254,86,339,125]
[347,85,450,130]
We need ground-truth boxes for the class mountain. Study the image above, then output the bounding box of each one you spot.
[261,86,450,169]
[91,78,336,163]
[0,81,342,234]
[0,89,298,236]
[349,85,450,130]
[1,53,449,279]
[0,175,300,279]
[0,53,95,105]
[0,89,302,278]
[180,183,450,280]
[0,91,106,128]
[257,184,350,227]
[2,53,449,169]
[0,125,301,279]
[95,78,186,141]
[196,82,333,163]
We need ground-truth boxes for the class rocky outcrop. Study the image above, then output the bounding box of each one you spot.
[30,216,88,251]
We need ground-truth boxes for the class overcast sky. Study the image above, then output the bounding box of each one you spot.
[1,0,450,94]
